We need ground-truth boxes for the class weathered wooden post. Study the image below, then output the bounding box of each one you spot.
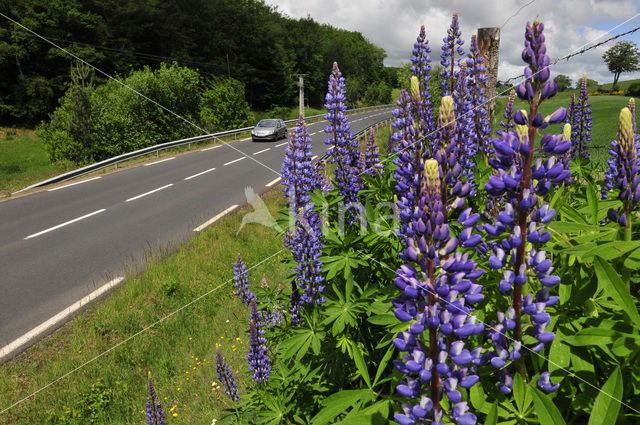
[477,27,500,126]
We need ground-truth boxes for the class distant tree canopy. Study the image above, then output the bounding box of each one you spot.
[602,40,640,87]
[0,0,387,125]
[553,74,572,92]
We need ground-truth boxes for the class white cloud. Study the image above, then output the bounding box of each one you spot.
[265,0,640,85]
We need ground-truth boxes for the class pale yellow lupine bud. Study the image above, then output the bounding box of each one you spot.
[439,95,455,125]
[410,76,420,100]
[424,159,439,182]
[619,107,634,151]
[515,124,528,143]
[562,123,571,141]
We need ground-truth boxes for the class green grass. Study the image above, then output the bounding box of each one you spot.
[0,128,75,197]
[0,191,290,424]
[599,78,640,91]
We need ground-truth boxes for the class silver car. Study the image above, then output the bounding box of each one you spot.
[251,119,288,142]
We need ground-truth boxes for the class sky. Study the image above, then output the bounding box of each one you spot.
[265,0,640,87]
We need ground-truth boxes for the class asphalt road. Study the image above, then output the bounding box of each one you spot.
[0,108,393,359]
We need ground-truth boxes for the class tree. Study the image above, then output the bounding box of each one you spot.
[200,78,252,132]
[602,40,640,87]
[553,74,572,92]
[576,78,598,92]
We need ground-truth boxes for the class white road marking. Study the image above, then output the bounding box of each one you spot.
[47,177,102,192]
[253,148,271,155]
[201,145,221,151]
[125,184,173,202]
[327,146,335,151]
[24,209,106,240]
[144,157,175,166]
[312,155,318,160]
[266,177,282,187]
[0,277,125,360]
[193,205,239,232]
[224,157,246,166]
[184,167,216,180]
[275,141,288,147]
[309,132,317,135]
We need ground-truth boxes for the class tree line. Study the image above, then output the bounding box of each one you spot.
[0,0,393,126]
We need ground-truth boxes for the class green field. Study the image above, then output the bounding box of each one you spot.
[0,191,289,424]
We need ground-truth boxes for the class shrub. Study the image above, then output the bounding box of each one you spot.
[627,81,640,97]
[200,78,252,133]
[40,63,202,164]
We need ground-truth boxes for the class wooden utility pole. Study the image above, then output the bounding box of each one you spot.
[292,74,308,118]
[478,27,500,126]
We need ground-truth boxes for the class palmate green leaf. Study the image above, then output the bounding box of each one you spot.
[560,203,588,224]
[548,332,571,373]
[530,387,566,425]
[594,255,640,324]
[512,373,531,414]
[311,389,372,425]
[485,402,498,425]
[343,338,372,388]
[373,345,395,387]
[368,313,396,326]
[280,328,325,359]
[563,327,617,347]
[587,367,623,425]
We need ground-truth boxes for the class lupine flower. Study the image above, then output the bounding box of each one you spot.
[247,301,271,383]
[233,254,255,306]
[146,374,166,425]
[281,115,321,211]
[363,129,383,176]
[432,95,472,211]
[484,19,567,393]
[606,107,640,238]
[393,159,484,425]
[410,25,436,148]
[290,204,325,305]
[566,93,575,126]
[571,74,591,159]
[393,88,420,245]
[265,303,285,327]
[467,35,492,157]
[440,13,465,97]
[324,62,362,223]
[499,90,517,136]
[216,349,240,402]
[452,60,476,191]
[289,280,303,325]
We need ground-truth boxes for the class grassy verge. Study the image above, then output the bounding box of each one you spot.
[0,128,75,196]
[0,190,290,424]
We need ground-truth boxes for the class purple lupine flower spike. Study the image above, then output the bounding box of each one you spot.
[440,13,465,97]
[452,61,476,193]
[571,74,591,159]
[247,301,271,383]
[485,19,567,393]
[606,107,639,238]
[146,374,166,425]
[364,129,383,176]
[393,159,483,425]
[324,62,362,223]
[603,97,636,199]
[289,280,303,324]
[467,35,491,157]
[233,254,256,306]
[499,90,517,136]
[410,25,436,149]
[216,349,240,402]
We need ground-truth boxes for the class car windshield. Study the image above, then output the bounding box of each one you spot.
[257,120,277,128]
